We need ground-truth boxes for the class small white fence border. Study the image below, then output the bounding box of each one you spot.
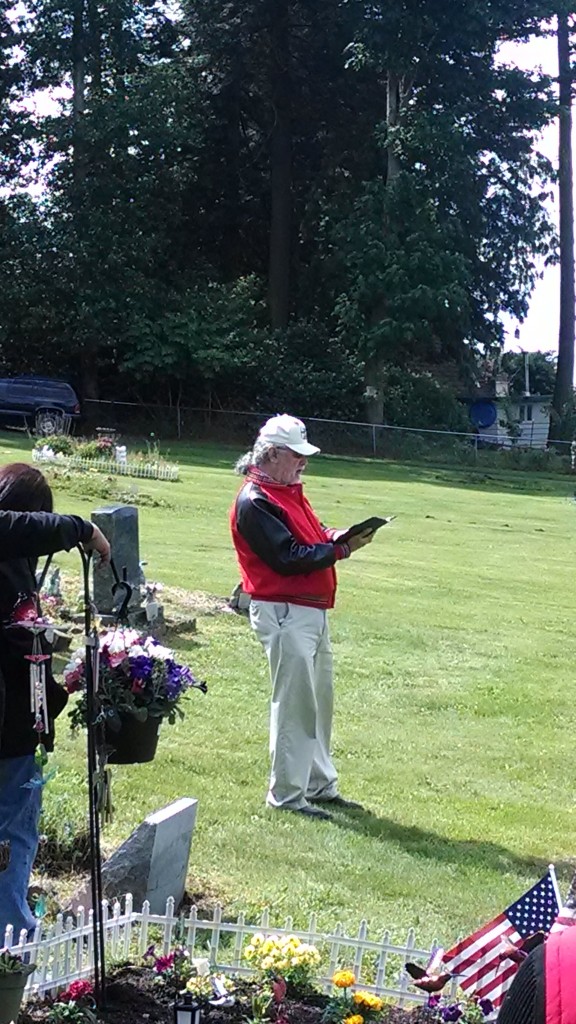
[6,896,454,1006]
[32,450,180,481]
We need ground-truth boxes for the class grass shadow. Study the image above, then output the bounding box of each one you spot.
[328,805,576,884]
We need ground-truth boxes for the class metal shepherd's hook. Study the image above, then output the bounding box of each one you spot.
[109,559,133,625]
[77,544,107,1009]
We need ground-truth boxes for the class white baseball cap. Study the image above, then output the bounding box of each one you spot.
[257,414,320,456]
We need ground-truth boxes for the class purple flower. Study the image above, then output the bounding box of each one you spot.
[427,996,441,1009]
[129,654,154,681]
[441,1005,462,1022]
[165,661,200,699]
[479,999,494,1016]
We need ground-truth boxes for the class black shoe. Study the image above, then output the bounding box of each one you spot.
[310,795,364,811]
[290,805,333,821]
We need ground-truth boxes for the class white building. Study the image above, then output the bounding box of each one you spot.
[468,376,551,448]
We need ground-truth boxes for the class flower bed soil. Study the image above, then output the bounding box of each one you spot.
[19,967,433,1024]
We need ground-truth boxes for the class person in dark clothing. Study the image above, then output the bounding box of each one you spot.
[497,926,576,1024]
[0,464,110,939]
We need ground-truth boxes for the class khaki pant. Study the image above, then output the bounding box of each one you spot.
[250,600,338,810]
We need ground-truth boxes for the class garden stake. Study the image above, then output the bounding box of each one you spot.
[78,545,107,1009]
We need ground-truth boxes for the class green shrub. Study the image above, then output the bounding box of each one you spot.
[33,434,75,455]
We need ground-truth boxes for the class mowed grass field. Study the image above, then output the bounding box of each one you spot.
[1,431,575,947]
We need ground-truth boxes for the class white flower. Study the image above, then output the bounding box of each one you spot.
[102,628,141,654]
[191,957,210,977]
[143,637,174,661]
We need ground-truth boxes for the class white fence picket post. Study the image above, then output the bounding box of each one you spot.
[123,894,134,960]
[185,904,198,952]
[397,928,416,1008]
[110,900,122,961]
[76,907,86,976]
[163,896,176,954]
[138,900,151,956]
[210,904,223,966]
[326,921,344,991]
[375,929,391,992]
[306,913,318,948]
[353,920,368,983]
[232,912,246,969]
[62,915,74,982]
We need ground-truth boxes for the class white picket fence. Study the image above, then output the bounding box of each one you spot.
[6,896,449,1005]
[32,451,180,481]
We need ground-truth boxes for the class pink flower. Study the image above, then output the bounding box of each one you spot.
[64,668,83,693]
[153,953,175,973]
[107,650,128,668]
[131,678,145,694]
[60,979,94,1002]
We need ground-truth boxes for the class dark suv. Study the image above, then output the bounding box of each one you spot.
[0,377,81,435]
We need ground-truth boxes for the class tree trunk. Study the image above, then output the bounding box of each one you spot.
[72,0,99,400]
[87,0,102,96]
[549,9,575,446]
[72,0,86,187]
[362,71,402,422]
[268,0,292,330]
[386,71,401,184]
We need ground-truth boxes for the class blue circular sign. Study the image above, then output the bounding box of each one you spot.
[469,400,497,429]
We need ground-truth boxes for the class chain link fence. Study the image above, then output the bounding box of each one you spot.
[82,400,575,473]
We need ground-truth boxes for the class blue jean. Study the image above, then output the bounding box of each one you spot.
[0,755,42,941]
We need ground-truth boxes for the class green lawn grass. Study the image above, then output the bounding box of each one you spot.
[2,431,576,948]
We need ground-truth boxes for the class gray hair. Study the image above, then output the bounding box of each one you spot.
[234,439,277,476]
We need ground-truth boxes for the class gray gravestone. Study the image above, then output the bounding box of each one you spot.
[67,798,198,915]
[91,504,141,615]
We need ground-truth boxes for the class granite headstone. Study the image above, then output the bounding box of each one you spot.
[91,504,141,615]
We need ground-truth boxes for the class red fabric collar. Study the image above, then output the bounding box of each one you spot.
[546,928,576,1024]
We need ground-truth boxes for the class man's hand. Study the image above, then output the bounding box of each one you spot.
[347,529,375,553]
[82,524,111,564]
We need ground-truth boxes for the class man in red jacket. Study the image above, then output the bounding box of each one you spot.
[230,414,374,820]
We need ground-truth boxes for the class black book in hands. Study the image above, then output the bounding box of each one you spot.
[336,516,396,545]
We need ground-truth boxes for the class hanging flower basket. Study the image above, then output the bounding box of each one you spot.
[104,710,161,764]
[64,628,207,764]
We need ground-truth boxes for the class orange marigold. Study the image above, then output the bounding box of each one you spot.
[344,1016,364,1024]
[353,992,384,1011]
[333,970,356,989]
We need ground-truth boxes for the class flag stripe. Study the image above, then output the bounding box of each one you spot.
[446,923,517,977]
[444,913,507,962]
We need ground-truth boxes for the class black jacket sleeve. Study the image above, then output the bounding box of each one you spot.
[0,511,93,562]
[235,483,338,576]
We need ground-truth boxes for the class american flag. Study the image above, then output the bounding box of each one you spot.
[442,869,561,1010]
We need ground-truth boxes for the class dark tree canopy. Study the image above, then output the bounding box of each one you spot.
[0,0,571,428]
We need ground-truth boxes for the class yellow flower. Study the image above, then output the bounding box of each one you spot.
[344,1015,364,1024]
[333,970,356,989]
[353,993,383,1011]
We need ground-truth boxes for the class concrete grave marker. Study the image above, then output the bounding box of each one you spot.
[91,504,141,616]
[68,798,198,915]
